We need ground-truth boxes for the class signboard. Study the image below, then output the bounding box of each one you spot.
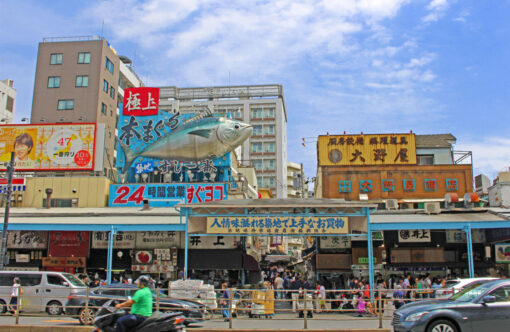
[42,257,86,268]
[319,236,351,249]
[398,229,431,243]
[446,230,486,244]
[15,254,30,263]
[318,133,416,166]
[351,231,384,241]
[7,231,48,249]
[48,231,90,257]
[496,244,510,263]
[116,87,251,183]
[135,231,181,249]
[109,183,227,207]
[206,216,349,235]
[0,178,26,193]
[91,231,136,249]
[0,124,96,171]
[188,235,239,249]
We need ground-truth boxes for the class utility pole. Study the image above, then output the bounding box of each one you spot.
[0,152,14,270]
[300,163,305,198]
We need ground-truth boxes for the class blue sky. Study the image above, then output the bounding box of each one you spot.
[1,0,509,180]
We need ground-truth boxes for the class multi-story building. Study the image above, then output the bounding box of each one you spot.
[287,162,307,198]
[0,78,16,123]
[30,36,143,177]
[158,85,288,198]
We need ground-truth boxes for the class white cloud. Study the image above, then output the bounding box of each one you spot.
[423,0,450,22]
[457,137,510,179]
[454,9,470,22]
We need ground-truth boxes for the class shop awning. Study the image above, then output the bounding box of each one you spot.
[243,254,260,271]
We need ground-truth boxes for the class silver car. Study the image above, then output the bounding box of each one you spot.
[393,279,510,332]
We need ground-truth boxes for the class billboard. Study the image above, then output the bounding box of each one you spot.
[318,133,416,166]
[48,231,90,257]
[116,87,252,183]
[0,124,96,171]
[109,183,228,207]
[206,216,349,235]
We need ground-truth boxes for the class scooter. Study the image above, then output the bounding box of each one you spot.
[92,300,186,332]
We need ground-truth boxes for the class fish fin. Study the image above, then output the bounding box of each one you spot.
[188,129,212,138]
[117,138,138,174]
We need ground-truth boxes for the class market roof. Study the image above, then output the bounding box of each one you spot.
[415,133,456,148]
[178,198,377,209]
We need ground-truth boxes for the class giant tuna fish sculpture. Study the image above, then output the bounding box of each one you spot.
[118,112,253,173]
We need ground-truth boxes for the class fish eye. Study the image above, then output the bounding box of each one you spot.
[234,124,240,129]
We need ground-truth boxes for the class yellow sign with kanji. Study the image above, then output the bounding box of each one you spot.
[206,216,349,235]
[318,133,416,166]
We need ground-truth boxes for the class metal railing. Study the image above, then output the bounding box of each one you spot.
[0,286,454,329]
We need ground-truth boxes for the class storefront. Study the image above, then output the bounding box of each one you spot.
[5,231,48,270]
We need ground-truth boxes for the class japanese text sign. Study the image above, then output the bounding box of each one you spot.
[122,87,160,116]
[206,216,349,235]
[0,124,96,171]
[318,133,417,166]
[91,231,136,249]
[398,229,431,243]
[7,231,48,249]
[135,231,181,249]
[109,183,227,207]
[42,257,86,268]
[48,231,90,257]
[188,235,238,249]
[319,236,351,249]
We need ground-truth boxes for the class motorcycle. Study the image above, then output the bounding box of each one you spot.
[92,300,186,332]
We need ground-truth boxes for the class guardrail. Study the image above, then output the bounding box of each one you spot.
[0,286,452,329]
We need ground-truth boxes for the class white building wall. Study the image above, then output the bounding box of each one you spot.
[0,79,16,123]
[416,148,453,164]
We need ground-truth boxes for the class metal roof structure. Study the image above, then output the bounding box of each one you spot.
[415,133,456,148]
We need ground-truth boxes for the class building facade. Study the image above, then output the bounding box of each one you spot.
[158,85,288,198]
[287,162,307,198]
[0,78,16,123]
[30,36,143,178]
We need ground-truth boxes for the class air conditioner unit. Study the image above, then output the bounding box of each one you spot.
[424,202,441,215]
[385,199,399,210]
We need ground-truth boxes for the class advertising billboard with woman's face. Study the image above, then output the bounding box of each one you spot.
[0,124,96,171]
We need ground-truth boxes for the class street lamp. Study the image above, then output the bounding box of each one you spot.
[0,152,15,269]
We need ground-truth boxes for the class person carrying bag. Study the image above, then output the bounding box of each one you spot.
[9,277,23,314]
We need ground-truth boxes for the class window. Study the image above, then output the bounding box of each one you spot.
[263,159,275,170]
[47,275,67,286]
[0,274,15,286]
[57,99,74,110]
[251,108,263,118]
[251,142,262,153]
[104,56,114,74]
[264,142,275,153]
[253,125,263,136]
[6,97,14,112]
[264,107,275,118]
[75,75,88,87]
[47,76,60,88]
[103,80,109,93]
[77,52,91,64]
[231,110,242,118]
[489,286,510,303]
[42,198,74,207]
[257,177,263,188]
[418,155,434,165]
[101,103,107,115]
[264,125,275,135]
[118,76,126,90]
[253,160,262,170]
[19,274,42,286]
[110,86,115,99]
[50,53,63,65]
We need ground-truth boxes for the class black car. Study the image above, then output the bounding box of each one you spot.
[393,279,510,332]
[64,284,207,325]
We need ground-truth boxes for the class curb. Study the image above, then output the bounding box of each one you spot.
[0,326,391,332]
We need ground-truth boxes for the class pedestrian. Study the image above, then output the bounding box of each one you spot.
[317,283,327,312]
[274,273,284,300]
[291,277,301,313]
[423,274,432,299]
[219,282,231,321]
[9,277,23,315]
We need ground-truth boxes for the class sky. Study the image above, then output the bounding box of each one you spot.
[1,0,509,181]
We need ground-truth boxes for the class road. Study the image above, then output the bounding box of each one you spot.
[0,312,393,330]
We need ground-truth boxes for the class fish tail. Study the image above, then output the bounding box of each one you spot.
[117,138,137,174]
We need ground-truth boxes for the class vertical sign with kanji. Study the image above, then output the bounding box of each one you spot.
[446,178,458,191]
[338,180,352,193]
[424,179,437,191]
[403,179,416,192]
[382,179,395,192]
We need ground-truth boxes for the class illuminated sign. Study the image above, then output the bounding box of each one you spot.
[122,87,160,116]
[318,133,416,166]
[0,124,96,171]
[109,183,227,207]
[206,216,349,235]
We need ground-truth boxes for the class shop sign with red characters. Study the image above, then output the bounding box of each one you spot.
[122,88,159,116]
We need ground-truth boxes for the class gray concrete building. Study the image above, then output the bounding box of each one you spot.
[30,36,143,177]
[0,78,16,123]
[158,85,288,198]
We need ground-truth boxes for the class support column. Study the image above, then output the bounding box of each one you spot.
[107,226,117,284]
[366,209,375,301]
[184,208,189,280]
[465,225,474,278]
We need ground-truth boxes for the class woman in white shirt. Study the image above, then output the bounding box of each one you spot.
[9,277,23,314]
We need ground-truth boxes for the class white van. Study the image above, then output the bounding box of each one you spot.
[0,271,86,315]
